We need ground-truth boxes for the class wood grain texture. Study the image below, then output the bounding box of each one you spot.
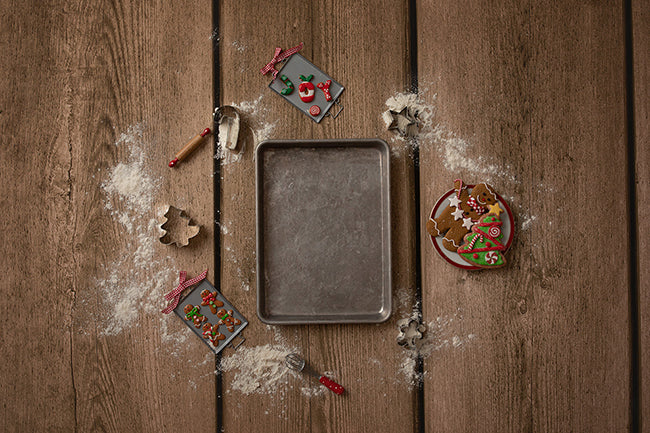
[218,0,416,432]
[0,1,214,432]
[633,0,649,429]
[417,1,630,432]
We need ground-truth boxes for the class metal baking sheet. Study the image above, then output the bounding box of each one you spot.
[268,54,344,123]
[174,279,248,354]
[255,139,391,324]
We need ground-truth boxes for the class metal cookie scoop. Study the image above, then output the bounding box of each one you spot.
[285,353,345,395]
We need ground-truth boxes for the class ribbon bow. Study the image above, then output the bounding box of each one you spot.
[161,270,208,314]
[260,42,304,79]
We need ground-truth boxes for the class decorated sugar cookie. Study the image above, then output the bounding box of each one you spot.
[426,179,497,252]
[457,207,506,268]
[298,74,315,102]
[428,180,514,270]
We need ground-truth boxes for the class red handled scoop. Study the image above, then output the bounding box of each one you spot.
[285,353,345,395]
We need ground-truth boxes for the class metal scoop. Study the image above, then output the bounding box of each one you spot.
[285,353,345,395]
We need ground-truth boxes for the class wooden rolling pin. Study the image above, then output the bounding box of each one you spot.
[168,127,211,168]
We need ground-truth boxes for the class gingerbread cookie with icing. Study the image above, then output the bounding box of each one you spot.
[217,308,242,333]
[184,304,207,328]
[202,322,226,345]
[200,289,224,314]
[426,180,497,252]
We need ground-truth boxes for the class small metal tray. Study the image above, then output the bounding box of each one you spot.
[174,280,247,354]
[255,139,391,324]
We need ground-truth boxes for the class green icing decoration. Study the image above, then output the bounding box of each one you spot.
[280,75,294,95]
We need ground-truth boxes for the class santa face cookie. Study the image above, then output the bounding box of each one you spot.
[426,180,497,252]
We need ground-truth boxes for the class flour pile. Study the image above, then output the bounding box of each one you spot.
[220,344,296,395]
[95,124,176,336]
[215,95,277,164]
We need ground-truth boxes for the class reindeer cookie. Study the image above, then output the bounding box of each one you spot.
[200,289,224,314]
[427,180,497,252]
[217,309,242,333]
[184,304,207,328]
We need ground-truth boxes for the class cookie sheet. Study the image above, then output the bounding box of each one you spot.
[173,280,247,354]
[268,54,344,123]
[255,139,392,324]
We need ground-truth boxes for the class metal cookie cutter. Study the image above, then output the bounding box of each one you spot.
[159,205,200,247]
[214,105,241,151]
[397,316,427,350]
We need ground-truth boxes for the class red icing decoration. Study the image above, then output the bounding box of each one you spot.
[298,74,315,102]
[309,105,321,116]
[473,253,479,259]
[317,79,332,101]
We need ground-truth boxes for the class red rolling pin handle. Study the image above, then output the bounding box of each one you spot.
[169,127,211,168]
[319,376,345,395]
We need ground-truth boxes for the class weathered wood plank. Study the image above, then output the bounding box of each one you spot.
[308,1,417,432]
[0,3,77,431]
[218,0,416,431]
[217,1,313,431]
[0,1,215,431]
[633,0,649,429]
[417,1,629,432]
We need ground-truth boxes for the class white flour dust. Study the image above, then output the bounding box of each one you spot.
[519,213,538,231]
[220,344,296,395]
[397,310,477,387]
[215,95,277,165]
[383,90,518,184]
[94,123,177,337]
[232,95,277,145]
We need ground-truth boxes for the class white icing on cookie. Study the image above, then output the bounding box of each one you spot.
[443,236,459,247]
[429,218,441,235]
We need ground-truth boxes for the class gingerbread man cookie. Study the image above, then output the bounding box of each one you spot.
[217,309,242,333]
[200,289,224,314]
[426,180,497,252]
[202,323,226,345]
[184,304,207,328]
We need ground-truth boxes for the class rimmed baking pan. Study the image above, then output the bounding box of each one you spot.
[255,139,391,324]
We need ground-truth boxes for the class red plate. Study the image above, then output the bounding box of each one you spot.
[428,185,515,270]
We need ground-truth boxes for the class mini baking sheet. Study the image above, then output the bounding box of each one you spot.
[255,139,392,324]
[174,280,247,354]
[268,54,344,123]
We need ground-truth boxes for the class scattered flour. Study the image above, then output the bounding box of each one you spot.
[94,123,178,338]
[232,95,278,145]
[214,95,277,165]
[220,344,296,395]
[520,213,538,231]
[396,310,477,388]
[231,40,246,53]
[383,90,518,185]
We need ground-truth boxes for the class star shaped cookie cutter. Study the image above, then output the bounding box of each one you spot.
[387,106,419,138]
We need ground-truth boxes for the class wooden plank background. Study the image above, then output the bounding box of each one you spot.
[634,0,649,428]
[0,0,646,432]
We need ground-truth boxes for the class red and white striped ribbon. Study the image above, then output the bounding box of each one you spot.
[260,42,304,79]
[161,269,208,314]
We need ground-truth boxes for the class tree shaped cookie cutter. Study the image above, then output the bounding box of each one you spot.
[159,205,200,247]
